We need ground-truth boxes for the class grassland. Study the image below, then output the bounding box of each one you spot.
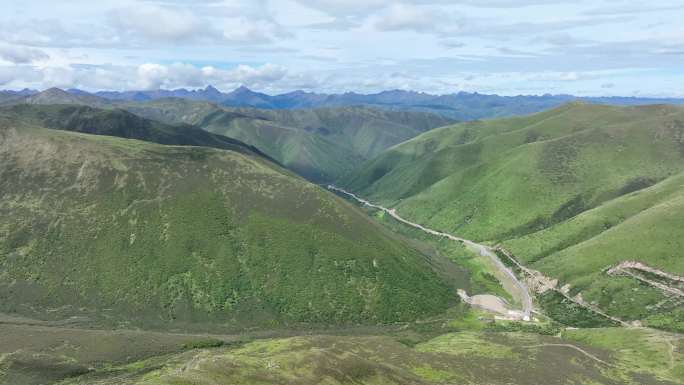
[342,103,684,329]
[0,104,275,162]
[4,304,680,385]
[2,99,683,385]
[361,205,514,303]
[199,114,364,182]
[125,100,454,181]
[0,320,228,385]
[0,115,454,330]
[562,328,684,384]
[505,171,684,330]
[48,327,682,385]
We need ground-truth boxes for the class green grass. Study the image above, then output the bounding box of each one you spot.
[204,116,364,181]
[3,98,453,183]
[342,103,684,327]
[365,207,513,302]
[562,328,684,383]
[411,366,458,382]
[504,171,684,329]
[0,118,453,329]
[0,104,274,161]
[127,100,453,182]
[537,291,619,328]
[415,332,518,359]
[0,322,224,385]
[345,103,684,240]
[56,329,683,385]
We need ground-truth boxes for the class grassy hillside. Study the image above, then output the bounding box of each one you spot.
[56,329,683,385]
[0,116,453,330]
[220,106,454,159]
[0,104,275,161]
[5,92,454,181]
[125,99,454,181]
[198,111,364,182]
[0,321,225,385]
[342,103,684,327]
[504,171,684,330]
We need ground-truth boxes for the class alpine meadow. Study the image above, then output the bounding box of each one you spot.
[1,1,683,385]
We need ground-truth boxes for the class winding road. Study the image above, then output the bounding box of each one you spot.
[328,185,533,321]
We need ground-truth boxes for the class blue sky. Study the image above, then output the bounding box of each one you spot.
[1,0,683,96]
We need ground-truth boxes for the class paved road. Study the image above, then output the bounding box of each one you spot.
[328,185,532,321]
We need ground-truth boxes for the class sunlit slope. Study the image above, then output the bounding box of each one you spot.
[221,106,455,159]
[0,119,451,329]
[344,103,684,241]
[126,99,454,181]
[504,171,684,328]
[60,329,683,385]
[506,171,684,275]
[343,103,684,328]
[198,112,364,181]
[0,104,274,161]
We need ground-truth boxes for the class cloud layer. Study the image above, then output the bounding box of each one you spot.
[0,0,682,96]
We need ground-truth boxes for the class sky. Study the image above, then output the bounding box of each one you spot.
[1,0,683,96]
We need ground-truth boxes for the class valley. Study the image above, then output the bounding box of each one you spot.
[2,1,683,383]
[342,102,684,332]
[2,309,682,385]
[327,185,533,321]
[1,89,455,182]
[0,96,682,385]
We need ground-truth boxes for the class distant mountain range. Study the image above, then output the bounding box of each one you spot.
[3,86,684,120]
[0,87,453,182]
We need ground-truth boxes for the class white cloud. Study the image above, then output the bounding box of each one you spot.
[0,65,42,86]
[131,62,288,90]
[0,61,291,91]
[0,19,121,48]
[0,0,683,97]
[0,45,49,64]
[371,4,444,33]
[449,0,574,8]
[109,5,219,43]
[196,63,289,89]
[441,39,466,49]
[40,66,78,88]
[293,0,388,16]
[107,3,292,46]
[583,3,684,16]
[137,63,170,89]
[231,63,288,82]
[222,18,292,44]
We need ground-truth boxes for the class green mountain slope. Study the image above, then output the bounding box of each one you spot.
[55,329,683,385]
[126,99,454,181]
[197,110,363,181]
[219,106,455,159]
[0,104,277,161]
[504,171,684,329]
[342,103,684,327]
[0,115,452,330]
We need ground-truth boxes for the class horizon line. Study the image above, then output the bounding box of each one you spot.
[3,86,684,101]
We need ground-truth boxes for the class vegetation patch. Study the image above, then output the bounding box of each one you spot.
[0,118,453,330]
[538,291,618,328]
[415,332,518,359]
[343,103,684,327]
